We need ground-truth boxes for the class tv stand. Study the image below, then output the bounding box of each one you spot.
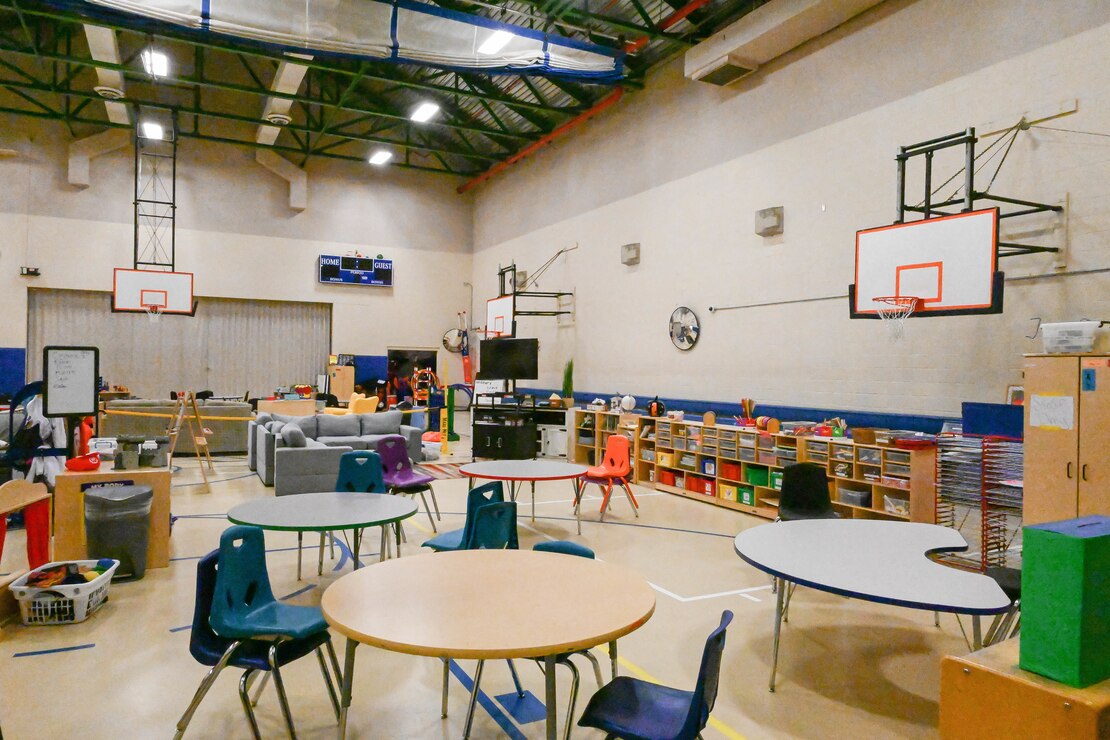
[471,395,568,460]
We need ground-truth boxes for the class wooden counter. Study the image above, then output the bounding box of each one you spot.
[941,638,1110,739]
[257,399,317,417]
[53,468,172,568]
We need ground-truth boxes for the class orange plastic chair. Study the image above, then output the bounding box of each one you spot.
[581,434,639,521]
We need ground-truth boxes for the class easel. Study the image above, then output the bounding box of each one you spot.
[166,391,214,483]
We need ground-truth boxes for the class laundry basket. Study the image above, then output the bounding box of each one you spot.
[10,559,120,625]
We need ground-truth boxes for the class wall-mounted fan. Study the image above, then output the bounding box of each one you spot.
[669,306,700,351]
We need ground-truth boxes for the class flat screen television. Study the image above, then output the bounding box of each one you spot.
[478,338,538,380]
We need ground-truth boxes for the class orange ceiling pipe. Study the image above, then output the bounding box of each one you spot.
[625,0,715,53]
[457,86,624,194]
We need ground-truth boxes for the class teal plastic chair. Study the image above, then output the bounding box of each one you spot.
[211,526,336,735]
[319,451,387,573]
[464,501,519,550]
[422,481,505,552]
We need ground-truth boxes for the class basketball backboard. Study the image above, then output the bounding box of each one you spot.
[485,294,514,337]
[850,208,1003,318]
[113,268,194,314]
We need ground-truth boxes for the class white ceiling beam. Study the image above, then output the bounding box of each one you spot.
[82,24,130,124]
[256,56,311,146]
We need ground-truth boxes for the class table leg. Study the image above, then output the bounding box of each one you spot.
[395,521,402,557]
[353,528,362,570]
[338,638,357,739]
[509,480,519,502]
[441,658,450,718]
[573,480,583,536]
[297,532,303,581]
[463,659,485,739]
[769,576,786,692]
[608,640,618,680]
[544,654,557,740]
[379,526,387,563]
[531,481,536,522]
[972,615,983,651]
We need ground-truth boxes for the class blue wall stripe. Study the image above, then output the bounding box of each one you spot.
[448,660,528,740]
[520,387,956,435]
[0,347,26,397]
[14,643,95,658]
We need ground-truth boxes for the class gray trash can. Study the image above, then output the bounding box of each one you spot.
[84,484,154,580]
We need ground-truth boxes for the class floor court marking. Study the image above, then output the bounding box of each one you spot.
[618,656,747,740]
[13,643,96,658]
[448,659,528,740]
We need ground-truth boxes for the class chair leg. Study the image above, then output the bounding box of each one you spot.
[317,646,341,721]
[463,660,485,739]
[428,482,441,521]
[580,649,604,687]
[620,479,639,517]
[238,670,263,740]
[598,482,614,521]
[251,671,270,706]
[174,640,241,739]
[441,658,450,718]
[560,658,581,740]
[419,490,437,532]
[507,659,524,697]
[268,641,298,738]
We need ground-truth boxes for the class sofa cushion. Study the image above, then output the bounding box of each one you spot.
[317,436,368,450]
[318,413,360,437]
[360,410,402,435]
[272,414,318,438]
[361,434,391,449]
[255,412,273,426]
[267,420,286,435]
[281,425,307,448]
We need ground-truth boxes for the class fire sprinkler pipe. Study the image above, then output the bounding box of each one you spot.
[457,86,623,194]
[457,0,710,193]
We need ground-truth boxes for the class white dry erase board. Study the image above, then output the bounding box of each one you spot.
[43,346,99,418]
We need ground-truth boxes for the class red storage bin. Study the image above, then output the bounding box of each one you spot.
[719,462,742,481]
[659,470,675,486]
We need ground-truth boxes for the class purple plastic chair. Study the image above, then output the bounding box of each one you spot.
[376,435,441,532]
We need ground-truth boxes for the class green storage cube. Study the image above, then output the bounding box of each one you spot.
[1019,515,1110,688]
[738,485,756,506]
[770,470,783,491]
[744,466,769,487]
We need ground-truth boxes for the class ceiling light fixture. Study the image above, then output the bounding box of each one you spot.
[478,30,514,55]
[409,102,440,123]
[368,149,393,166]
[139,121,164,140]
[141,49,170,77]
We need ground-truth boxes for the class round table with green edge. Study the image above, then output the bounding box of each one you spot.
[226,493,418,579]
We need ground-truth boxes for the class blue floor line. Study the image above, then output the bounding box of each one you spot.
[13,643,96,658]
[173,472,257,489]
[279,584,316,600]
[168,625,192,633]
[448,660,529,740]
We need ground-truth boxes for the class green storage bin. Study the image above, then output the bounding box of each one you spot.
[738,485,756,506]
[744,466,769,487]
[1019,516,1110,688]
[770,470,783,491]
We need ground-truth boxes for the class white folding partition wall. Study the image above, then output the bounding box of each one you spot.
[27,289,330,400]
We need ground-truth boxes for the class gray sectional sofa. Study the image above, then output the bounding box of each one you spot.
[253,410,423,496]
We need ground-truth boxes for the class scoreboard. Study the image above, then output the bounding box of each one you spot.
[318,255,394,287]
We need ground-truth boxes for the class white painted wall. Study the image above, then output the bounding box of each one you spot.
[471,0,1110,417]
[0,114,474,384]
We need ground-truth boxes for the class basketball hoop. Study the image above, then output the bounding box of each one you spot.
[873,296,920,342]
[144,304,163,323]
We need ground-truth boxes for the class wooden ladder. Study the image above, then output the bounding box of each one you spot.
[166,392,215,483]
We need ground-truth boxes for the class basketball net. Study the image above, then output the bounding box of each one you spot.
[873,296,919,342]
[145,304,163,323]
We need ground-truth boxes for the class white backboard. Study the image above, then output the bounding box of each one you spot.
[485,295,514,337]
[852,208,1001,317]
[113,268,194,313]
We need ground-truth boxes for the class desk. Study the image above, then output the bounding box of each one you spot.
[54,468,172,568]
[941,638,1110,739]
[322,549,655,739]
[257,399,317,417]
[460,460,588,531]
[734,519,1010,691]
[227,493,417,578]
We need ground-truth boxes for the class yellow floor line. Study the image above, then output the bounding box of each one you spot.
[618,656,747,740]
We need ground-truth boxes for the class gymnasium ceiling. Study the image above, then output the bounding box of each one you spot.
[0,0,768,184]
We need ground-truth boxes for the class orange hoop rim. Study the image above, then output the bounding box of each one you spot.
[873,296,921,310]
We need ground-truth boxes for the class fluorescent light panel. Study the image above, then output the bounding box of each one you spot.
[478,30,514,55]
[141,49,169,77]
[368,149,392,165]
[410,102,440,123]
[139,121,164,140]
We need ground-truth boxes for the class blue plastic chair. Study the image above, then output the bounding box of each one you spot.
[319,451,388,574]
[578,610,734,740]
[422,480,505,552]
[207,526,340,736]
[174,547,341,739]
[463,501,519,550]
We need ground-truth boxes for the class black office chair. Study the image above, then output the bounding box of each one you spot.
[984,566,1021,645]
[778,462,839,522]
[195,390,215,401]
[316,393,339,408]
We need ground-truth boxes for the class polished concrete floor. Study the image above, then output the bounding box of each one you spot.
[0,445,971,738]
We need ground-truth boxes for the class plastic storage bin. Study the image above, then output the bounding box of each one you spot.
[1042,321,1099,354]
[745,467,770,487]
[719,483,738,502]
[883,495,910,517]
[738,485,756,506]
[770,470,783,491]
[10,559,120,625]
[839,489,872,507]
[84,484,154,580]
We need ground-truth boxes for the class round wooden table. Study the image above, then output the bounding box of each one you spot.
[460,460,589,532]
[227,493,418,579]
[322,549,656,739]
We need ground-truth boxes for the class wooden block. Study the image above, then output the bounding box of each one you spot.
[53,469,172,568]
[942,639,1110,739]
